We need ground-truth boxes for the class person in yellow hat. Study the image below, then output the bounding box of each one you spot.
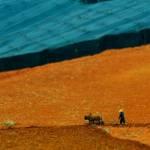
[119,109,126,125]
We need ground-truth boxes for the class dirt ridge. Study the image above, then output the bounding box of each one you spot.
[0,125,150,150]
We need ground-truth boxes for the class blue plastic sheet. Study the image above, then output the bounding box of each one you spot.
[0,0,150,71]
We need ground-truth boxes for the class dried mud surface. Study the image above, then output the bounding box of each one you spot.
[1,45,150,146]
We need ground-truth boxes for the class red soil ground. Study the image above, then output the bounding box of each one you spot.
[0,45,150,146]
[108,127,150,146]
[0,126,149,150]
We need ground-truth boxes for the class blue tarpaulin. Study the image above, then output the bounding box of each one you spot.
[0,0,150,71]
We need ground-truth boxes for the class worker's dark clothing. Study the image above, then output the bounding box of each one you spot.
[119,112,125,125]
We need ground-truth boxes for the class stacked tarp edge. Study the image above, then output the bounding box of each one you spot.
[1,28,150,71]
[0,0,150,71]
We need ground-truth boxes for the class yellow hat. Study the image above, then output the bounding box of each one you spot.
[119,109,124,112]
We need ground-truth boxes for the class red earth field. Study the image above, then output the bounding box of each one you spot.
[1,45,150,148]
[0,126,150,150]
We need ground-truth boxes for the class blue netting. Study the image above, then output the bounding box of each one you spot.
[0,0,150,71]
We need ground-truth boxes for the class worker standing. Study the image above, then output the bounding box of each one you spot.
[119,109,126,125]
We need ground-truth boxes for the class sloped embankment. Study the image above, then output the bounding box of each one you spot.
[0,126,149,150]
[1,45,150,126]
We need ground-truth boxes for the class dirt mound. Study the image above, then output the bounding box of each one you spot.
[1,45,150,145]
[0,126,149,150]
[1,45,150,126]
